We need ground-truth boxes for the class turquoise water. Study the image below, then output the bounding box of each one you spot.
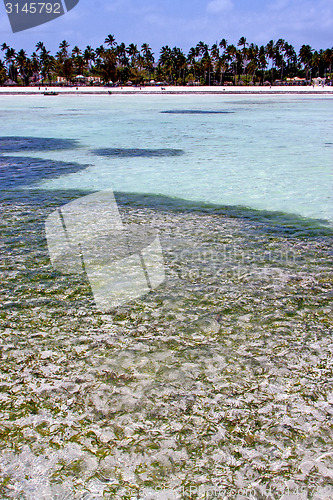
[1,94,332,224]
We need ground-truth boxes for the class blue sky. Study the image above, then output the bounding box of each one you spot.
[1,0,332,56]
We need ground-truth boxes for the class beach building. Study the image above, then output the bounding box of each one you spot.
[312,77,326,86]
[286,77,307,85]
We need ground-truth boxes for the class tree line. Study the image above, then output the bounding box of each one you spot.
[0,35,332,86]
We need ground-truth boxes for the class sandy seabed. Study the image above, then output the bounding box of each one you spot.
[0,92,332,499]
[0,189,332,499]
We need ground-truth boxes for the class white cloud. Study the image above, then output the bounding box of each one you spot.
[104,0,132,13]
[206,0,233,14]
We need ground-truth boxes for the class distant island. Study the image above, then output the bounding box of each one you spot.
[0,36,332,87]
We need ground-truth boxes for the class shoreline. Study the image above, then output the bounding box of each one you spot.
[0,85,332,95]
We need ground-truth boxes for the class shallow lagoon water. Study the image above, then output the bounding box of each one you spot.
[1,94,332,224]
[0,95,332,498]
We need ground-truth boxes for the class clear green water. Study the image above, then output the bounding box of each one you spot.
[1,94,332,224]
[0,95,332,499]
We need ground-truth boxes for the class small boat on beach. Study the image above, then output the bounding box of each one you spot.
[43,91,59,96]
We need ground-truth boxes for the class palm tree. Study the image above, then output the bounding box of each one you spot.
[16,49,29,85]
[127,43,139,68]
[210,43,220,84]
[216,54,228,85]
[226,44,237,84]
[284,42,297,77]
[235,49,244,83]
[187,47,197,79]
[116,43,128,65]
[4,47,17,81]
[59,40,69,53]
[115,43,130,82]
[72,46,81,57]
[83,46,95,70]
[40,49,55,84]
[95,45,105,58]
[219,39,228,51]
[104,34,116,49]
[196,41,209,58]
[171,47,186,84]
[266,40,277,84]
[36,41,45,53]
[0,35,330,88]
[57,40,70,64]
[247,59,258,84]
[299,44,313,83]
[323,48,332,80]
[159,46,173,83]
[0,59,7,85]
[258,45,268,85]
[71,46,84,75]
[141,42,151,58]
[247,44,259,83]
[210,43,219,60]
[238,37,248,76]
[312,51,321,78]
[193,42,208,84]
[274,39,287,81]
[95,44,117,84]
[30,52,40,83]
[238,37,247,51]
[55,41,72,84]
[141,43,154,80]
[202,52,213,85]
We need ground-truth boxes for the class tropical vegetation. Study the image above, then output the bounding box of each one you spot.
[0,36,332,86]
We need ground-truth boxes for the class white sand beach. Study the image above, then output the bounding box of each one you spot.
[0,85,332,94]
